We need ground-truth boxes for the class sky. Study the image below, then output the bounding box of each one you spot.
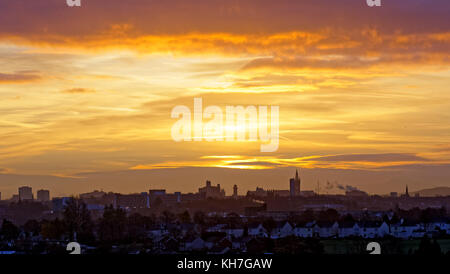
[0,0,449,198]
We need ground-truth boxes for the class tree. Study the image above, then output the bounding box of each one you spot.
[1,219,20,241]
[23,219,41,237]
[341,213,355,223]
[161,210,176,224]
[318,209,339,222]
[390,213,400,225]
[178,210,191,223]
[300,209,315,222]
[41,218,66,240]
[98,205,127,243]
[243,225,249,237]
[63,198,95,242]
[193,211,206,225]
[382,214,390,224]
[127,213,149,241]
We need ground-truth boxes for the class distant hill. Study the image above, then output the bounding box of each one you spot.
[412,187,450,197]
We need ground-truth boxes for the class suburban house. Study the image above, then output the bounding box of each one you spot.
[390,219,420,239]
[206,224,245,238]
[294,222,314,238]
[270,222,294,239]
[224,226,245,238]
[338,221,360,238]
[147,224,169,238]
[377,221,390,237]
[313,221,339,238]
[248,223,268,238]
[183,236,206,251]
[358,221,389,238]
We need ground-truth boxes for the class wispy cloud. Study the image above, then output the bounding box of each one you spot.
[0,71,41,83]
[61,88,96,94]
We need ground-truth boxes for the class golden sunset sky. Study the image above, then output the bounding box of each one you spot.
[0,0,449,197]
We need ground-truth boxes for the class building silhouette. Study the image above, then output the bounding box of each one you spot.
[79,190,106,200]
[199,180,225,199]
[289,169,301,197]
[37,189,50,202]
[114,193,149,209]
[18,186,33,201]
[233,184,238,199]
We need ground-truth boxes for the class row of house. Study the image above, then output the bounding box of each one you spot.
[247,219,450,239]
[147,219,450,243]
[145,219,450,253]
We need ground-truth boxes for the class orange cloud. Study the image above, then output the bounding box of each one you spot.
[129,153,449,172]
[0,0,448,68]
[0,71,42,84]
[61,88,96,94]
